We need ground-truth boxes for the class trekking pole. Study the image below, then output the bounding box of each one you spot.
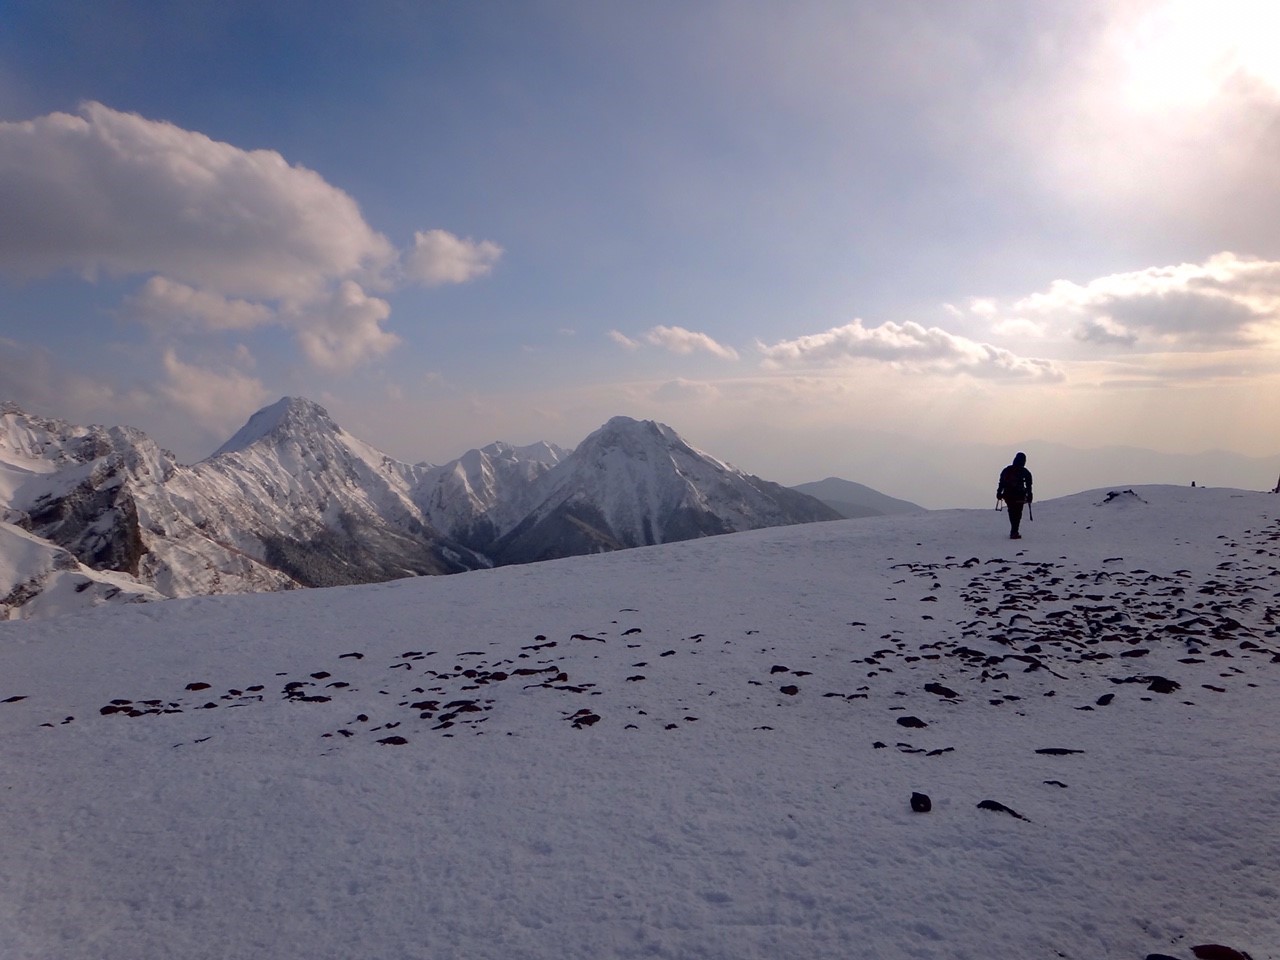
[1029,502,1034,521]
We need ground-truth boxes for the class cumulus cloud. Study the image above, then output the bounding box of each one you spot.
[758,319,1064,382]
[122,276,275,331]
[1015,252,1280,349]
[0,101,395,300]
[404,229,503,287]
[0,103,502,374]
[288,281,400,372]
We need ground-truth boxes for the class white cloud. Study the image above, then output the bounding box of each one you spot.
[643,325,739,361]
[157,350,271,431]
[0,103,503,376]
[289,281,400,373]
[0,102,396,301]
[122,276,275,332]
[758,319,1064,382]
[404,229,502,287]
[609,330,640,350]
[1014,252,1280,349]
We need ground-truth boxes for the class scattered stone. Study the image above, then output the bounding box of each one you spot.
[910,792,931,812]
[377,736,409,746]
[924,682,959,699]
[1035,748,1085,756]
[780,685,800,696]
[185,682,211,691]
[1191,946,1254,960]
[896,715,928,728]
[977,799,1029,821]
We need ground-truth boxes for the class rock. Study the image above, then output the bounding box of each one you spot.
[924,682,959,698]
[377,736,408,745]
[910,792,931,812]
[977,799,1029,821]
[896,716,928,728]
[780,685,800,696]
[1191,945,1253,960]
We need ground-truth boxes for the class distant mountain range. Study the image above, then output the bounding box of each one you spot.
[0,398,917,618]
[791,477,924,519]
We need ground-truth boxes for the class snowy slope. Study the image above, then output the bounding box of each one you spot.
[0,521,160,619]
[1,484,1276,959]
[491,416,841,564]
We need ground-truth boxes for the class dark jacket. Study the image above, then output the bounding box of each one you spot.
[997,453,1033,504]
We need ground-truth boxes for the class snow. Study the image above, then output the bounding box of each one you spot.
[1,484,1277,959]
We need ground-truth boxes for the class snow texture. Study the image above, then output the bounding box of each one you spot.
[1,484,1277,959]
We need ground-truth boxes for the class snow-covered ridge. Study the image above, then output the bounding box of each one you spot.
[0,400,836,618]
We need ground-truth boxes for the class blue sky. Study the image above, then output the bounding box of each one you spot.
[3,0,1280,506]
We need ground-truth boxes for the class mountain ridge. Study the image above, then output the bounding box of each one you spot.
[0,398,851,618]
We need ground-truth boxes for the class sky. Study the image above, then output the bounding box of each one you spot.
[2,0,1280,507]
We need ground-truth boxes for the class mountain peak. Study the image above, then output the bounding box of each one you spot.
[209,397,338,458]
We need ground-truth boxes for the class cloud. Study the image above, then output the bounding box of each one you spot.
[0,102,395,301]
[644,325,739,361]
[0,103,503,374]
[609,330,640,350]
[651,379,722,403]
[404,229,503,287]
[0,337,120,415]
[288,281,400,372]
[758,319,1064,382]
[1014,252,1280,349]
[157,350,271,431]
[611,326,738,360]
[122,277,275,332]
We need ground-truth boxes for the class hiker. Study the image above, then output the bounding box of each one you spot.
[996,452,1033,540]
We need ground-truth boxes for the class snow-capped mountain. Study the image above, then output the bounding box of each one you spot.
[0,401,840,618]
[489,416,842,565]
[187,397,489,588]
[413,439,568,551]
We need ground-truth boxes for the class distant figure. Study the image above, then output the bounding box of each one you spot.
[996,452,1033,540]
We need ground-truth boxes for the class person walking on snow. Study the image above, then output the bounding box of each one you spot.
[997,452,1033,539]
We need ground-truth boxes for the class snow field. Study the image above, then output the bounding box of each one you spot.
[2,485,1278,959]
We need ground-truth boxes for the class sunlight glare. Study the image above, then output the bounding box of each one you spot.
[1119,0,1280,111]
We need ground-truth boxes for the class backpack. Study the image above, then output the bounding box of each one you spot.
[999,465,1028,503]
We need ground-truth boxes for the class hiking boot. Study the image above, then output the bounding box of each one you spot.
[1010,532,1022,539]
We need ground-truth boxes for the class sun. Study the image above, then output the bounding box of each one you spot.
[1117,0,1280,112]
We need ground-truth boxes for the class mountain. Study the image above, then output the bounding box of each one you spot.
[0,520,160,619]
[489,416,841,565]
[187,396,489,588]
[412,439,569,552]
[3,485,1276,958]
[791,476,925,518]
[0,401,841,617]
